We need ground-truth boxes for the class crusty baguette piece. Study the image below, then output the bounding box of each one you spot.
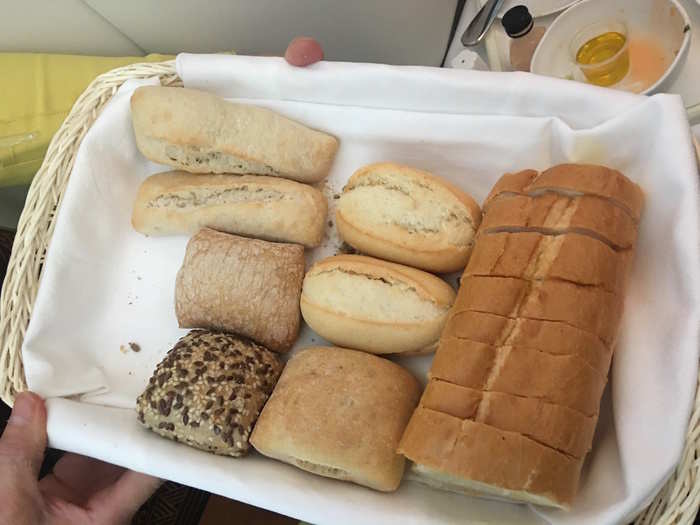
[131,171,328,247]
[455,276,622,345]
[336,163,481,273]
[398,408,583,509]
[421,379,597,458]
[250,347,420,492]
[442,310,611,375]
[300,254,456,354]
[175,228,304,352]
[466,231,630,294]
[485,165,643,220]
[429,338,605,415]
[131,86,339,183]
[481,192,637,250]
[136,330,283,457]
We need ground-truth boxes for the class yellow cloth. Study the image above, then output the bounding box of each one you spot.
[0,53,173,187]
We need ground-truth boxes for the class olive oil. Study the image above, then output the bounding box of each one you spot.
[576,31,629,87]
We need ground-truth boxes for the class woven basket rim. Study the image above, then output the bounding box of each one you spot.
[0,58,697,525]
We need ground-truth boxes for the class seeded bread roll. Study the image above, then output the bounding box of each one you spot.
[175,228,305,352]
[336,163,481,273]
[250,347,421,491]
[136,330,283,457]
[131,171,328,247]
[299,254,456,354]
[131,86,339,183]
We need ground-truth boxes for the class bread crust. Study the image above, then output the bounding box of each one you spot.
[131,171,328,247]
[250,347,420,491]
[484,164,643,220]
[429,337,606,415]
[398,408,583,509]
[466,231,630,294]
[300,255,456,354]
[131,86,339,183]
[420,379,597,458]
[336,162,481,272]
[175,228,304,352]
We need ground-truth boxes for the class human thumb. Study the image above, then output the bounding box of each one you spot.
[0,391,47,479]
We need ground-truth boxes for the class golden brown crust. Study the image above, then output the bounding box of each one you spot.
[250,347,420,491]
[175,228,304,352]
[420,379,597,458]
[442,310,611,375]
[398,408,583,508]
[429,337,605,415]
[484,164,644,220]
[481,192,638,250]
[131,171,328,247]
[466,231,631,294]
[336,162,481,273]
[454,276,622,345]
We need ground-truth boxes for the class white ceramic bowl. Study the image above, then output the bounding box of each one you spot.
[531,0,691,94]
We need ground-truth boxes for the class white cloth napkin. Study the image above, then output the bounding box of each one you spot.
[22,54,700,525]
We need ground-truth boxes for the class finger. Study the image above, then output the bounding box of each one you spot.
[43,453,124,502]
[0,391,47,479]
[284,36,324,67]
[88,470,163,524]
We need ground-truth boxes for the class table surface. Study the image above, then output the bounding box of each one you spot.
[446,0,700,125]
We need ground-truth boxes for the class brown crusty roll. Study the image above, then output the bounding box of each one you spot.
[335,163,481,273]
[136,330,283,457]
[175,228,305,352]
[299,254,456,354]
[131,86,338,183]
[250,346,420,492]
[131,171,328,248]
[399,164,644,509]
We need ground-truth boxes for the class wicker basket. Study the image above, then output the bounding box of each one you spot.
[0,60,698,525]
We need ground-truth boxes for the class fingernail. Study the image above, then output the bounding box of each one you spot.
[9,392,39,427]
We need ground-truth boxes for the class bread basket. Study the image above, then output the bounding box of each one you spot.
[0,60,698,524]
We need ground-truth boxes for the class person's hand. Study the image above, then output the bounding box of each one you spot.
[285,37,324,66]
[0,392,162,525]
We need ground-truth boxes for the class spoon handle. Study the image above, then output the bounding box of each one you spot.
[461,0,505,47]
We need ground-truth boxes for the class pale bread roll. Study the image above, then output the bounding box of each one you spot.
[131,86,338,183]
[336,163,481,273]
[250,346,420,492]
[131,171,328,247]
[175,228,304,352]
[420,380,597,458]
[399,408,583,509]
[299,254,456,354]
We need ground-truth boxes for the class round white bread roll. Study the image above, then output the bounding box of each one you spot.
[336,163,481,273]
[300,254,456,354]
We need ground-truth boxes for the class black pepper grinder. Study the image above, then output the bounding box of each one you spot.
[502,5,546,72]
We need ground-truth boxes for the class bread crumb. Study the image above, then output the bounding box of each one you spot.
[119,345,128,354]
[129,342,141,353]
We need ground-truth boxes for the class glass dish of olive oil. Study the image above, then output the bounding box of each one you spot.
[570,21,630,87]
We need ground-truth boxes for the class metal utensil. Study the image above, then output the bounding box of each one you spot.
[461,0,506,46]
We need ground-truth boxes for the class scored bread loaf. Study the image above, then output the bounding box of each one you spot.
[250,347,421,492]
[399,164,644,509]
[131,171,328,247]
[336,163,481,273]
[420,380,597,458]
[299,254,456,354]
[399,407,584,508]
[442,310,612,376]
[131,86,339,183]
[175,228,305,352]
